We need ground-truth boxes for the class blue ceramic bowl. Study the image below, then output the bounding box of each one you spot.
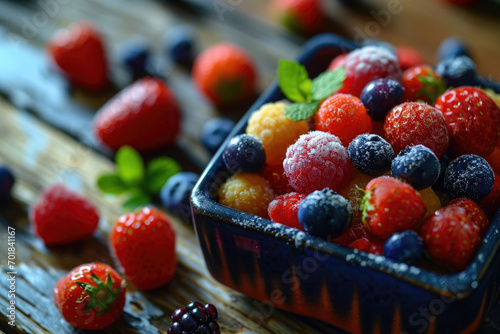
[191,34,500,334]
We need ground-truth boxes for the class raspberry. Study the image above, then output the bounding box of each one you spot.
[268,192,306,230]
[283,131,352,193]
[218,173,275,218]
[384,102,449,158]
[246,102,309,165]
[314,94,372,147]
[259,163,293,194]
[168,301,220,334]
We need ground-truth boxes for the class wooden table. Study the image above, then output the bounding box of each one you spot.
[1,0,500,333]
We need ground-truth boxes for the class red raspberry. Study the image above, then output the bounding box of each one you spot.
[327,53,347,70]
[283,131,352,193]
[332,220,369,246]
[260,163,293,195]
[268,192,307,231]
[402,65,445,104]
[314,94,372,147]
[449,198,489,237]
[336,46,402,97]
[384,102,449,158]
[31,184,99,246]
[395,46,425,71]
[479,174,500,218]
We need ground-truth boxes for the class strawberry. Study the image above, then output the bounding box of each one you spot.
[31,184,99,246]
[93,77,181,152]
[270,0,324,36]
[434,87,500,157]
[402,65,446,104]
[449,198,489,237]
[479,173,500,218]
[110,207,176,290]
[395,46,425,71]
[361,177,427,239]
[47,21,108,92]
[420,205,481,271]
[53,263,126,330]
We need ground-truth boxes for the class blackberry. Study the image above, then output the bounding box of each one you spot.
[168,302,220,334]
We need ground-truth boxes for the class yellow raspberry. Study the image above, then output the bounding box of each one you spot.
[218,173,275,218]
[246,102,309,165]
[417,187,442,228]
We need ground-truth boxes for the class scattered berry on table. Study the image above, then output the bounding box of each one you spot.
[0,166,14,204]
[201,117,235,155]
[160,172,200,221]
[437,37,471,61]
[31,184,99,246]
[391,145,440,190]
[283,131,352,193]
[168,301,220,334]
[121,38,150,79]
[348,134,395,176]
[435,55,477,88]
[218,173,275,218]
[270,0,324,35]
[384,102,449,158]
[395,45,425,71]
[449,198,489,237]
[443,154,494,202]
[110,207,177,290]
[360,78,404,121]
[383,230,423,265]
[163,25,195,66]
[298,188,352,238]
[223,134,266,173]
[259,163,293,195]
[53,262,126,330]
[479,174,500,218]
[401,65,446,104]
[268,192,307,231]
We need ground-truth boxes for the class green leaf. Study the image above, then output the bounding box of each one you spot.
[97,174,130,195]
[283,101,321,122]
[144,157,182,194]
[311,67,346,101]
[122,193,151,211]
[116,146,144,186]
[278,59,312,103]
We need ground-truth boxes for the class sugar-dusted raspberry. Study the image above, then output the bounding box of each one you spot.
[283,131,352,193]
[246,102,309,165]
[218,173,275,218]
[268,192,306,230]
[259,163,293,195]
[384,102,449,158]
[314,94,372,147]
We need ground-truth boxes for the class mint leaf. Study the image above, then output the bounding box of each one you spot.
[116,146,144,186]
[122,193,151,211]
[144,157,182,193]
[278,59,311,103]
[311,67,346,100]
[284,100,320,121]
[97,174,130,195]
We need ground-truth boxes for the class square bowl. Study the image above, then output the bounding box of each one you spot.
[190,34,500,334]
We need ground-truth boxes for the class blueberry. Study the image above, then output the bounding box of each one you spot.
[443,154,494,201]
[348,134,395,176]
[0,166,14,204]
[160,172,199,221]
[201,117,235,155]
[477,76,500,94]
[222,134,265,173]
[437,37,471,61]
[391,145,440,190]
[163,25,195,66]
[298,188,352,238]
[383,230,423,265]
[432,151,453,192]
[121,39,150,79]
[360,78,404,121]
[436,56,477,88]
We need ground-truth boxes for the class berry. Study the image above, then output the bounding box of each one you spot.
[384,102,449,158]
[435,56,477,88]
[315,94,372,146]
[332,220,370,248]
[449,198,489,237]
[419,187,442,221]
[336,46,402,98]
[298,188,352,238]
[485,141,500,175]
[223,134,266,173]
[338,172,375,225]
[110,207,177,290]
[168,302,220,334]
[246,102,309,165]
[201,117,235,155]
[193,43,257,107]
[31,184,99,246]
[163,25,195,66]
[0,166,14,204]
[395,46,425,71]
[93,77,181,152]
[348,134,395,176]
[383,230,423,265]
[283,131,352,193]
[218,173,275,218]
[271,0,324,35]
[479,173,500,218]
[160,172,199,221]
[361,39,396,55]
[47,21,108,92]
[361,177,426,239]
[53,263,126,330]
[420,205,481,271]
[268,192,307,231]
[360,78,404,121]
[391,145,440,190]
[434,86,500,157]
[259,163,293,194]
[437,37,471,61]
[401,65,446,104]
[121,38,150,79]
[327,53,347,71]
[443,154,494,202]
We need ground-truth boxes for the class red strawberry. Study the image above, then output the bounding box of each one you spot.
[434,87,500,157]
[110,207,176,290]
[271,0,324,35]
[479,173,500,218]
[420,205,481,271]
[384,102,449,158]
[268,192,306,231]
[93,77,181,152]
[31,184,99,246]
[193,43,257,107]
[361,177,427,239]
[53,263,126,330]
[396,46,425,71]
[449,198,489,237]
[47,21,108,92]
[402,65,446,104]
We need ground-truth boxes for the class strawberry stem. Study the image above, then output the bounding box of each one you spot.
[75,270,124,316]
